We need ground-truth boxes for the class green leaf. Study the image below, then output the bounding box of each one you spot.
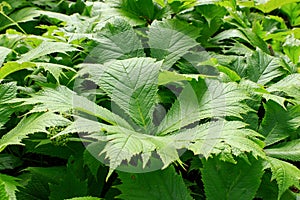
[149,19,200,70]
[0,82,18,129]
[0,82,17,104]
[157,79,250,135]
[116,166,193,200]
[240,29,269,53]
[24,167,66,185]
[53,119,264,177]
[0,154,22,170]
[281,3,300,26]
[156,81,200,135]
[259,101,300,146]
[120,0,158,20]
[196,4,227,40]
[185,121,265,160]
[95,125,185,177]
[0,112,70,152]
[246,49,285,85]
[65,197,102,200]
[267,74,300,102]
[87,2,146,27]
[0,183,8,200]
[211,29,251,44]
[0,62,36,80]
[0,173,20,200]
[0,46,11,67]
[12,86,132,129]
[54,117,102,138]
[238,0,300,13]
[201,156,264,200]
[261,94,286,109]
[49,172,88,200]
[90,18,145,64]
[19,41,77,62]
[34,62,76,83]
[83,143,104,178]
[217,65,241,82]
[37,10,76,24]
[210,29,269,53]
[220,56,247,78]
[16,173,51,200]
[0,106,15,130]
[158,70,201,85]
[283,34,300,64]
[265,139,300,161]
[0,7,40,31]
[255,172,279,200]
[266,157,300,199]
[255,0,299,13]
[98,58,162,131]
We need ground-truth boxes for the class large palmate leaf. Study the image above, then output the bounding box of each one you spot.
[98,57,162,132]
[116,166,193,200]
[149,19,200,69]
[265,139,300,162]
[0,112,70,152]
[201,156,264,200]
[19,41,77,62]
[266,157,300,199]
[60,117,264,177]
[102,121,262,175]
[157,79,250,135]
[246,49,285,85]
[259,101,300,146]
[0,173,20,200]
[88,19,145,64]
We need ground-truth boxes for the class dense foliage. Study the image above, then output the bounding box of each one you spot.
[0,0,300,199]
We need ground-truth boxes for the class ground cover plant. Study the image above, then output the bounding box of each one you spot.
[0,0,300,199]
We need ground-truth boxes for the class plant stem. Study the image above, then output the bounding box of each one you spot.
[0,11,27,34]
